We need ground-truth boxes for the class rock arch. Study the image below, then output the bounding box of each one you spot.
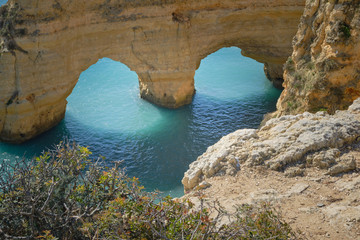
[0,0,305,142]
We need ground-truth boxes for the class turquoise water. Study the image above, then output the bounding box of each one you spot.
[0,47,281,197]
[0,0,7,6]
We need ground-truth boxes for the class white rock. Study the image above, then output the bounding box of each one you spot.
[182,98,360,191]
[286,183,310,196]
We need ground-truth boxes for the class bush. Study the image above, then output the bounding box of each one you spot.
[339,22,351,39]
[0,142,126,239]
[0,142,298,239]
[284,57,295,72]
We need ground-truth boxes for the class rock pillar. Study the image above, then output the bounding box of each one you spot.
[138,71,195,108]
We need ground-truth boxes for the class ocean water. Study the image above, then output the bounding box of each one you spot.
[0,47,281,197]
[0,0,7,6]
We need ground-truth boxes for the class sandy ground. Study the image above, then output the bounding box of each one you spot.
[185,147,360,239]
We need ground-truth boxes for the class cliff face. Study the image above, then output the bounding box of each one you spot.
[0,0,304,143]
[276,0,360,115]
[180,1,360,236]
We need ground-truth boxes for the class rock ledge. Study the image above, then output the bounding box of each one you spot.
[182,98,360,192]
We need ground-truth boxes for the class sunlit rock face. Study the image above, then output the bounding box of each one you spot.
[0,0,304,142]
[276,0,360,116]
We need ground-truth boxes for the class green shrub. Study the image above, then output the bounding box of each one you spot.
[306,62,315,70]
[222,203,296,239]
[284,57,295,71]
[339,22,351,39]
[0,142,298,239]
[0,142,126,239]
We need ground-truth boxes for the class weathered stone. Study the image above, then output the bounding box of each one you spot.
[285,167,305,177]
[250,189,280,204]
[183,98,360,191]
[195,181,211,191]
[182,129,257,191]
[286,183,309,196]
[322,204,360,230]
[307,148,340,169]
[276,0,360,116]
[327,156,356,176]
[335,176,360,192]
[0,0,305,142]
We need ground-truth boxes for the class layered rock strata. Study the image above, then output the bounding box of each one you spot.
[182,97,360,192]
[276,0,360,115]
[0,0,305,142]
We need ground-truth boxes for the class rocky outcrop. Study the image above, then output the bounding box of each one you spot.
[0,0,305,143]
[276,0,360,115]
[182,97,360,192]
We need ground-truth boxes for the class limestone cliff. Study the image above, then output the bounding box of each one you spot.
[276,0,360,115]
[0,0,304,143]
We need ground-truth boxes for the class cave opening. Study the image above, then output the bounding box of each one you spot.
[63,48,282,197]
[0,49,282,198]
[194,46,282,130]
[65,57,163,134]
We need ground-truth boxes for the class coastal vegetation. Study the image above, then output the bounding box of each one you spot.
[0,142,297,239]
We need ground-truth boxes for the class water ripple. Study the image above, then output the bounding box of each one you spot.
[0,47,281,197]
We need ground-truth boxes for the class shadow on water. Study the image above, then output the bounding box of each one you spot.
[0,120,72,161]
[0,48,282,197]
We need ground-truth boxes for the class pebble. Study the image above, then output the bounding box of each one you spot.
[317,203,325,207]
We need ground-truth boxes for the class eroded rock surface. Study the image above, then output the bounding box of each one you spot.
[184,165,360,239]
[0,0,305,142]
[276,0,360,115]
[182,98,360,192]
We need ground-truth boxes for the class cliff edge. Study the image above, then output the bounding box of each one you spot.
[183,2,360,238]
[183,98,360,192]
[182,98,360,239]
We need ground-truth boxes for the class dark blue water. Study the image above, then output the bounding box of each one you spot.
[0,47,281,197]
